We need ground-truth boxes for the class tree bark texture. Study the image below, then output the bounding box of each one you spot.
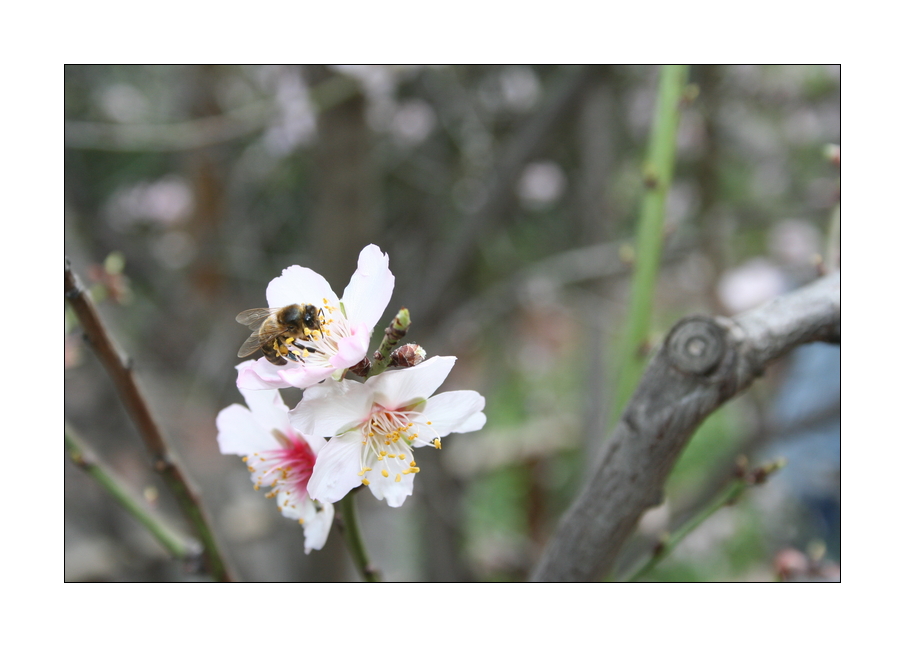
[531,271,840,582]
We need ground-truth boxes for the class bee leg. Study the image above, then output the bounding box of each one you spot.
[291,340,323,355]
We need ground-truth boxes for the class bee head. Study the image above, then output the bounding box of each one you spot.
[302,304,320,328]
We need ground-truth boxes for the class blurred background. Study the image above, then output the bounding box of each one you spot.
[64,64,840,582]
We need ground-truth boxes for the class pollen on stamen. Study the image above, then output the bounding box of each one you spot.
[395,474,402,482]
[298,519,305,525]
[433,439,442,449]
[362,478,371,485]
[381,469,389,478]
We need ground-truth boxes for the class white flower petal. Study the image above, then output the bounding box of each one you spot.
[368,468,414,508]
[290,380,372,437]
[216,404,281,455]
[372,355,457,408]
[421,390,487,438]
[266,265,339,309]
[240,388,289,435]
[302,501,335,554]
[341,245,395,329]
[307,433,365,504]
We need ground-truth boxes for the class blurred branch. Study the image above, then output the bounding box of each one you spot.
[65,425,199,563]
[64,258,233,582]
[64,72,361,152]
[429,235,694,350]
[610,65,690,426]
[531,271,840,581]
[415,65,596,321]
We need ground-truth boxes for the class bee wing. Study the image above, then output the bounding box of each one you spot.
[237,328,286,358]
[236,307,277,328]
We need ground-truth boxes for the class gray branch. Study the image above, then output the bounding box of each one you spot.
[531,271,840,582]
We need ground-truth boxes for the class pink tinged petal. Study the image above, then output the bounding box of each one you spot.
[216,404,282,455]
[266,265,339,309]
[301,500,335,554]
[307,433,366,504]
[236,358,293,390]
[372,355,457,408]
[421,390,487,438]
[330,324,370,368]
[240,388,290,435]
[290,380,372,437]
[278,364,336,390]
[341,245,395,329]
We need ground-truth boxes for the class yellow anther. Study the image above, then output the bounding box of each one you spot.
[285,337,295,344]
[381,469,389,478]
[410,461,417,467]
[402,469,411,475]
[395,474,402,483]
[361,478,371,486]
[411,467,420,473]
[377,455,384,461]
[298,519,305,525]
[427,421,433,425]
[364,467,372,473]
[253,484,260,491]
[358,469,365,476]
[242,456,248,462]
[433,439,442,449]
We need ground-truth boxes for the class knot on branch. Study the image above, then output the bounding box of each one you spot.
[665,316,726,376]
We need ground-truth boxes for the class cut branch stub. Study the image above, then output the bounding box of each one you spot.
[665,316,726,376]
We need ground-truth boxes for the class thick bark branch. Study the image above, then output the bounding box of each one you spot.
[531,271,840,582]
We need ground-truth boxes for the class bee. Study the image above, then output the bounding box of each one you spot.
[236,304,325,366]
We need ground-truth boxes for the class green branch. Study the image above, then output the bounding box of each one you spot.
[65,426,197,561]
[610,65,690,427]
[339,493,382,582]
[622,457,786,582]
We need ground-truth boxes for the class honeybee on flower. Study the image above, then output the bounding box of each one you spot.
[235,244,395,391]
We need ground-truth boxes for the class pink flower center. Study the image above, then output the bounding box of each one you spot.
[248,431,317,496]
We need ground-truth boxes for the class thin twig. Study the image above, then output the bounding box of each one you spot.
[65,425,199,563]
[622,457,786,582]
[65,258,233,582]
[367,308,411,377]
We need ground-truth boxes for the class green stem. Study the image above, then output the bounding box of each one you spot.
[65,426,196,561]
[339,493,382,582]
[622,457,786,582]
[367,308,411,377]
[610,65,690,427]
[623,479,745,582]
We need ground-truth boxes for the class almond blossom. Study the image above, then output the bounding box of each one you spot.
[216,377,334,553]
[290,356,486,508]
[236,244,395,390]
